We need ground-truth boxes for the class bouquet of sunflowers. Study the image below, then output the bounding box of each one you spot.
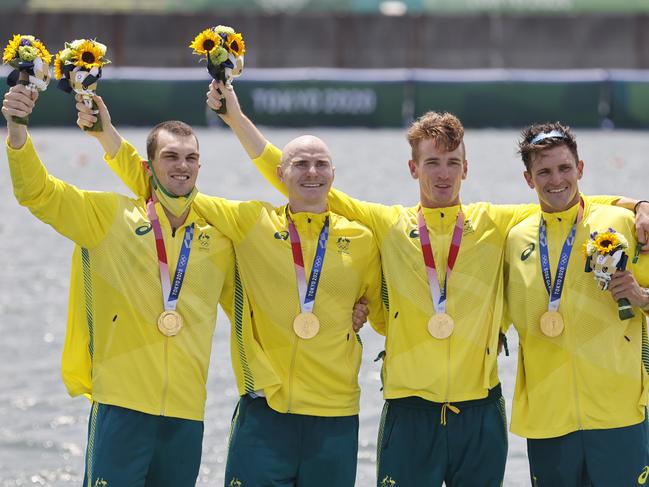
[3,34,52,125]
[584,228,635,320]
[54,39,110,131]
[190,25,245,114]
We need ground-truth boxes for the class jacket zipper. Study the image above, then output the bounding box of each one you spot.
[568,310,583,430]
[160,338,169,415]
[287,335,299,413]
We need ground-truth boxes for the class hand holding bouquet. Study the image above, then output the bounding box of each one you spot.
[190,25,245,114]
[54,39,110,131]
[584,229,635,320]
[3,34,51,125]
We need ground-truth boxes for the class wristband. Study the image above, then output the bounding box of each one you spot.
[634,200,649,213]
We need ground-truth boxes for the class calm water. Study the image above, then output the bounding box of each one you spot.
[1,127,648,486]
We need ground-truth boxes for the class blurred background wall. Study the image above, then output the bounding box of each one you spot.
[3,0,649,127]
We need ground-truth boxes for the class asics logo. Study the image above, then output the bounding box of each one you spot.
[135,224,152,236]
[274,231,289,240]
[638,466,649,484]
[521,243,535,261]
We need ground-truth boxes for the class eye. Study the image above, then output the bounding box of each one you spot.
[316,161,329,169]
[293,161,307,168]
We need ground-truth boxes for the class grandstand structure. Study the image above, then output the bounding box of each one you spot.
[3,1,649,127]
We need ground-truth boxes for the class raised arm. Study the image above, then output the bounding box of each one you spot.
[3,85,117,248]
[76,94,150,198]
[207,80,267,159]
[609,198,649,252]
[76,94,122,159]
[211,84,394,236]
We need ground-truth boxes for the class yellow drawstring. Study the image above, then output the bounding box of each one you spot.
[440,403,461,426]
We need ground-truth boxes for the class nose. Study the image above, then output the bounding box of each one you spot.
[549,169,562,185]
[307,164,318,176]
[438,164,450,180]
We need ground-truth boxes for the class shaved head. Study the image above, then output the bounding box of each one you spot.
[281,135,332,167]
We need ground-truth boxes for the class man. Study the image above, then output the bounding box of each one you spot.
[504,122,649,486]
[206,81,649,486]
[1,85,261,486]
[77,93,385,486]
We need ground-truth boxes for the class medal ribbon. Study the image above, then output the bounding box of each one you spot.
[285,206,330,314]
[146,199,195,311]
[538,198,584,312]
[417,208,465,314]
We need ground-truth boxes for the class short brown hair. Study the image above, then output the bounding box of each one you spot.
[407,111,465,161]
[518,122,578,171]
[146,120,198,160]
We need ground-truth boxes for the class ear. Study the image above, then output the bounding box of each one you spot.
[142,159,153,177]
[576,159,584,179]
[408,159,418,180]
[276,164,285,184]
[462,159,468,180]
[523,170,535,189]
[331,165,336,184]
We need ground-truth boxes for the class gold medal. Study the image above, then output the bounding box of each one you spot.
[428,313,455,339]
[540,311,564,337]
[293,312,320,339]
[157,310,183,337]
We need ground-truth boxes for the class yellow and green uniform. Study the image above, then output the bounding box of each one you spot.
[6,136,256,486]
[107,139,385,486]
[107,139,385,417]
[252,143,537,402]
[8,136,244,420]
[250,142,620,486]
[505,199,649,486]
[505,199,649,438]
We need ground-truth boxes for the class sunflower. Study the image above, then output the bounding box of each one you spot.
[53,52,64,80]
[593,231,628,255]
[73,39,105,70]
[189,29,221,55]
[3,34,22,64]
[31,39,52,65]
[225,32,245,57]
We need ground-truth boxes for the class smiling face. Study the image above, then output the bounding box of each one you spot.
[409,138,467,208]
[146,129,200,196]
[278,135,335,213]
[524,144,583,213]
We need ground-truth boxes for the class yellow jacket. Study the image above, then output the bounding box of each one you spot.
[251,143,531,402]
[251,143,619,404]
[7,137,246,421]
[106,140,386,417]
[505,199,649,438]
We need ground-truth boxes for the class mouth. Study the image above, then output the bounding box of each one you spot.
[546,186,568,194]
[300,183,324,188]
[170,174,191,181]
[434,184,452,189]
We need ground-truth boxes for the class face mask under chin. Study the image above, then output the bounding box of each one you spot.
[148,160,197,218]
